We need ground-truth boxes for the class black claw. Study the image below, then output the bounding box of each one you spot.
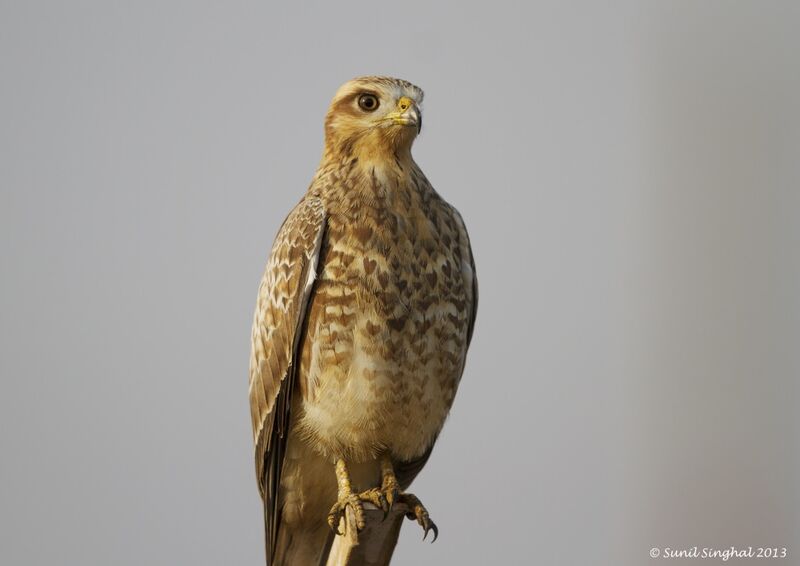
[421,518,439,542]
[430,523,439,543]
[328,510,344,536]
[387,488,398,511]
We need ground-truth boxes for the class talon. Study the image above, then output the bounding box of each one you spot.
[426,520,439,542]
[327,492,367,535]
[356,487,389,523]
[380,496,389,521]
[379,456,438,542]
[329,459,370,536]
[395,491,437,541]
[386,487,399,510]
[326,510,343,536]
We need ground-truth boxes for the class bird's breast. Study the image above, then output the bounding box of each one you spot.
[296,199,470,462]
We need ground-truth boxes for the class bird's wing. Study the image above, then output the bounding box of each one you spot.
[453,207,478,349]
[448,204,478,351]
[249,195,326,564]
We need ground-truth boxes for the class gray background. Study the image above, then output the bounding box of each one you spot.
[1,2,798,565]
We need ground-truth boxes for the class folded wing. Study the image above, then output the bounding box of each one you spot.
[249,196,326,564]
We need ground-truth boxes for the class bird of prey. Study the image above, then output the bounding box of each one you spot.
[249,76,477,566]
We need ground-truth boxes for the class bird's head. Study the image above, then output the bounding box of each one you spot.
[323,76,424,162]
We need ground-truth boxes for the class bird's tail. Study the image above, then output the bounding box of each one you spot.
[271,520,334,566]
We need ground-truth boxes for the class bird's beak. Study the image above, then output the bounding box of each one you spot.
[391,96,422,134]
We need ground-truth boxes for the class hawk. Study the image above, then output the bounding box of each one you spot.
[249,76,477,565]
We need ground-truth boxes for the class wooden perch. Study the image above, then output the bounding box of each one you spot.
[326,503,408,566]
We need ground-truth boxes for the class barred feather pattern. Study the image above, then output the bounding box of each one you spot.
[249,76,477,566]
[295,159,476,464]
[249,196,326,560]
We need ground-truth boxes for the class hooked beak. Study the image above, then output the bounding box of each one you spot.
[390,96,422,134]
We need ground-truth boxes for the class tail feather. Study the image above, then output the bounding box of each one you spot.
[271,520,333,566]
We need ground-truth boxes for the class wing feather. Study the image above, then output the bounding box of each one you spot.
[450,205,478,348]
[249,196,326,565]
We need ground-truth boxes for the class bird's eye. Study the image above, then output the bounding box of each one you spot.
[357,94,380,112]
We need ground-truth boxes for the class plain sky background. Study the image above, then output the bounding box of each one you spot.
[1,2,798,565]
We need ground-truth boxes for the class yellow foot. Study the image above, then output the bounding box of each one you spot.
[397,491,438,541]
[327,459,391,535]
[380,457,438,541]
[326,489,386,534]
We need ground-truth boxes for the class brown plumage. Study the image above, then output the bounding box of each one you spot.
[249,76,477,565]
